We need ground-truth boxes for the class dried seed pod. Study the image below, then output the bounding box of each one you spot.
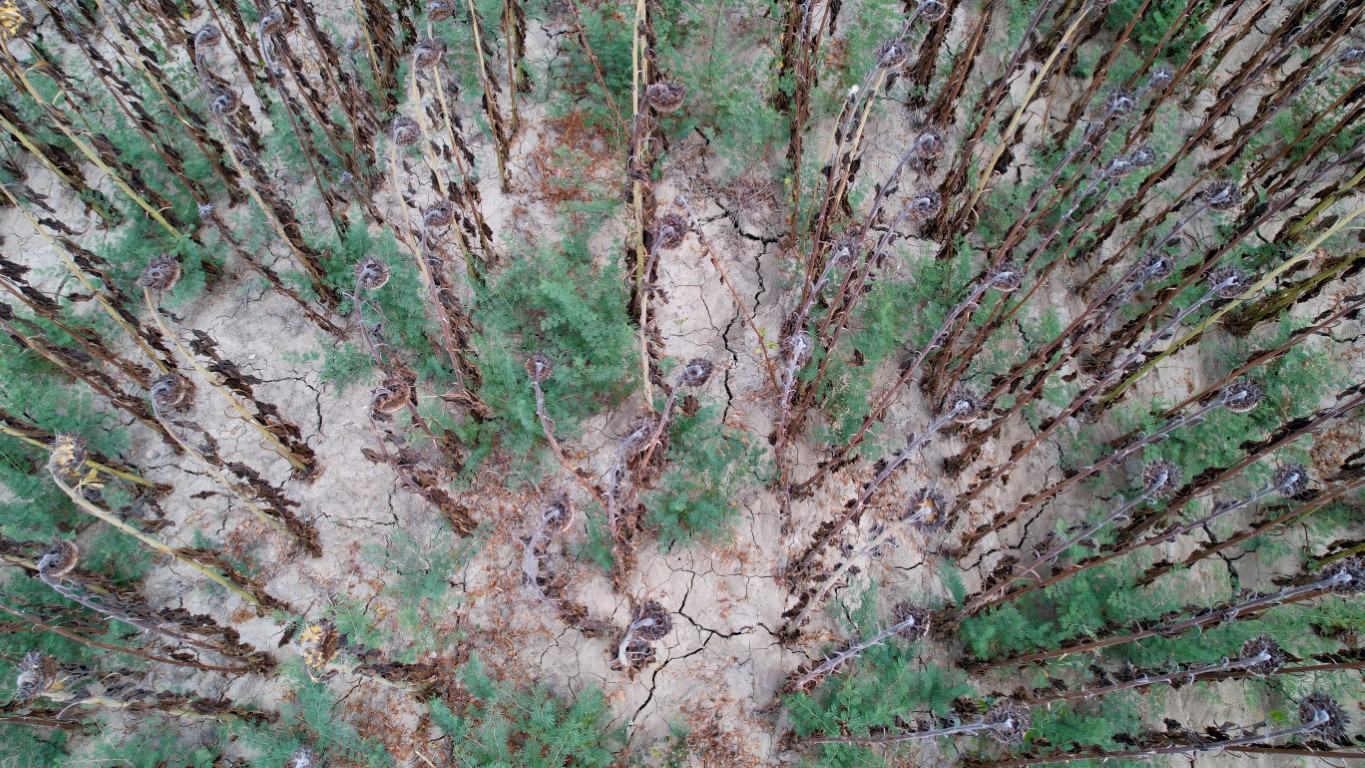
[427,0,454,20]
[149,373,194,412]
[618,637,656,667]
[984,700,1031,744]
[14,651,58,702]
[783,331,814,367]
[1141,459,1181,498]
[653,213,688,249]
[298,621,341,672]
[391,116,421,147]
[633,600,673,640]
[1201,181,1243,211]
[1324,557,1364,595]
[913,128,945,160]
[1273,462,1310,498]
[38,539,79,577]
[371,374,414,418]
[412,37,446,69]
[525,353,553,382]
[906,190,942,220]
[987,262,1023,292]
[1146,67,1174,90]
[1129,145,1158,167]
[210,87,242,117]
[946,389,983,423]
[1240,636,1286,676]
[354,256,391,291]
[1105,88,1136,117]
[543,495,575,534]
[828,233,862,269]
[645,81,686,113]
[1207,265,1250,298]
[1299,692,1350,744]
[1220,378,1262,413]
[890,601,930,640]
[423,200,455,229]
[916,0,948,22]
[677,358,714,388]
[259,11,285,35]
[875,39,910,70]
[905,487,950,531]
[138,254,182,292]
[47,434,87,481]
[194,24,223,49]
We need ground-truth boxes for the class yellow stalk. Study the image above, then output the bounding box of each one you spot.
[966,6,1090,214]
[49,469,262,606]
[0,424,157,488]
[143,287,310,473]
[1104,203,1365,403]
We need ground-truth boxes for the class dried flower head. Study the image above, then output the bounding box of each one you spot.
[890,601,930,641]
[946,389,983,423]
[427,0,454,20]
[1136,252,1173,282]
[259,11,285,35]
[875,39,910,70]
[391,116,421,147]
[1323,557,1364,595]
[646,81,687,113]
[298,621,341,672]
[149,373,194,412]
[1129,145,1158,167]
[1206,265,1250,299]
[1273,462,1310,498]
[617,637,656,668]
[423,199,455,229]
[906,487,950,531]
[194,24,223,49]
[370,373,414,418]
[525,353,553,382]
[47,434,86,482]
[1337,45,1365,67]
[412,37,446,69]
[984,700,1031,744]
[543,495,575,534]
[1105,156,1136,178]
[653,213,688,250]
[14,651,58,702]
[916,0,948,22]
[1141,459,1181,498]
[1105,88,1137,117]
[138,254,182,292]
[1239,636,1286,676]
[1298,692,1350,744]
[913,128,945,160]
[1145,67,1174,90]
[1201,181,1243,211]
[354,256,391,292]
[987,262,1023,292]
[0,0,32,40]
[1220,378,1262,413]
[633,600,673,641]
[289,747,319,768]
[906,190,943,220]
[677,358,714,388]
[38,539,79,578]
[828,233,863,268]
[783,331,814,367]
[620,415,660,457]
[210,87,242,117]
